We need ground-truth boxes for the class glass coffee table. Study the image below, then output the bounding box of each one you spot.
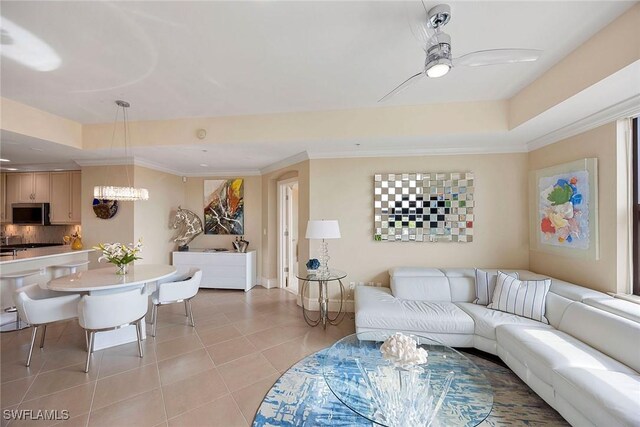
[322,331,493,427]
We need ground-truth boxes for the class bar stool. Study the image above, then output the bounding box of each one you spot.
[1,269,41,332]
[50,261,90,278]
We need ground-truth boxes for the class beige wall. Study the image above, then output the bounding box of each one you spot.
[509,3,640,128]
[308,154,530,288]
[183,175,262,279]
[81,167,261,271]
[1,97,83,148]
[80,165,135,267]
[528,122,628,294]
[133,166,185,265]
[82,101,507,150]
[261,161,310,284]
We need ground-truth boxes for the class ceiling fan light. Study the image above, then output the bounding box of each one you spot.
[426,62,451,78]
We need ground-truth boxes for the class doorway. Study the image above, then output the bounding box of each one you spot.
[278,178,299,295]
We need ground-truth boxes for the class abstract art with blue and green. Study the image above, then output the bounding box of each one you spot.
[538,170,589,249]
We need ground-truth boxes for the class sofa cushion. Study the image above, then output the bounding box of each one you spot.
[488,272,551,323]
[544,292,574,329]
[496,324,636,385]
[558,303,640,372]
[583,297,640,323]
[518,272,608,302]
[552,367,640,427]
[474,269,518,305]
[440,268,476,303]
[354,285,473,335]
[390,268,452,302]
[456,302,551,341]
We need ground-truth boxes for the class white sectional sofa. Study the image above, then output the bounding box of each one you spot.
[354,267,640,427]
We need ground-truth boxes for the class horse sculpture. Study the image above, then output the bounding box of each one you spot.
[171,206,203,249]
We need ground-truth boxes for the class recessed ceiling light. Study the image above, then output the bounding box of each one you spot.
[4,168,18,171]
[200,164,208,167]
[0,159,10,162]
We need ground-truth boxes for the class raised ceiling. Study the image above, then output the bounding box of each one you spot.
[1,1,634,124]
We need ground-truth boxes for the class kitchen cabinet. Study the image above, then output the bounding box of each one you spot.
[50,171,81,224]
[4,173,19,223]
[172,250,257,292]
[15,172,50,203]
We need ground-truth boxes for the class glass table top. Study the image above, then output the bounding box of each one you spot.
[322,332,493,427]
[296,269,347,282]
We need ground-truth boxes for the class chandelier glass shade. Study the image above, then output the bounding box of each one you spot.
[93,186,149,201]
[93,100,149,202]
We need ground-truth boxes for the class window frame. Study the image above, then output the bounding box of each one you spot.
[633,117,639,295]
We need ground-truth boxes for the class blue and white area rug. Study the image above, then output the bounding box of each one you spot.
[254,349,568,426]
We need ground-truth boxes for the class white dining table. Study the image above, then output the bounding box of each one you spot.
[49,264,177,350]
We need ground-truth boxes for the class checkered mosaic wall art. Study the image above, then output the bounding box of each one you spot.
[374,172,474,242]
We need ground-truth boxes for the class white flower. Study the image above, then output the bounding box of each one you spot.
[380,333,428,368]
[93,238,143,265]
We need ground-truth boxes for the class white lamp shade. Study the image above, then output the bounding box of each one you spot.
[305,220,341,239]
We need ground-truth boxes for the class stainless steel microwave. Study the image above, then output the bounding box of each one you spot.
[12,203,51,225]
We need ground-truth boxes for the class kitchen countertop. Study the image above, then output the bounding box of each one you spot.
[0,246,94,265]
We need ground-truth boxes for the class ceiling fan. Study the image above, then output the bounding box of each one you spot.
[378,3,542,102]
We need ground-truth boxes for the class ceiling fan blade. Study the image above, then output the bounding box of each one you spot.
[405,1,436,49]
[453,49,542,67]
[378,72,424,103]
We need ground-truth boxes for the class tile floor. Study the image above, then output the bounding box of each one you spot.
[0,287,355,427]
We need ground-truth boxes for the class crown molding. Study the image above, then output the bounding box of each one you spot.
[74,156,262,177]
[260,151,309,175]
[181,169,262,177]
[526,94,640,152]
[0,162,80,172]
[74,157,136,167]
[307,144,528,160]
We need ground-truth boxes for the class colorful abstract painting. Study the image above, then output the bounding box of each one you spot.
[538,172,589,248]
[530,158,598,260]
[374,173,474,242]
[204,178,244,235]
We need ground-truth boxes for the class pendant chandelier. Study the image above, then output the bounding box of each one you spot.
[93,100,149,201]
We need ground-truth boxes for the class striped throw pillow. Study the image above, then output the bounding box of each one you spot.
[488,271,551,323]
[474,269,518,306]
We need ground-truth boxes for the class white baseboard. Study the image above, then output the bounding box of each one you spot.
[261,277,278,289]
[301,295,354,313]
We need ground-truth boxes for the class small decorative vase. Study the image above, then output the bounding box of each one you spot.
[71,237,83,250]
[115,263,129,275]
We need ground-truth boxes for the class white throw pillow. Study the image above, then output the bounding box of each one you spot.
[474,269,518,305]
[488,271,551,324]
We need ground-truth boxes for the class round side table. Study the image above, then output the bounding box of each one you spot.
[296,270,346,329]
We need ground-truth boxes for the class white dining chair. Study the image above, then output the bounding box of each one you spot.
[150,269,202,337]
[14,284,81,366]
[78,287,148,373]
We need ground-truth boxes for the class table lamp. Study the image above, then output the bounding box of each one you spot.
[305,220,341,277]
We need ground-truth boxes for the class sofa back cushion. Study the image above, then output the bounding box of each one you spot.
[391,272,452,301]
[583,297,640,323]
[559,303,640,372]
[544,292,574,329]
[441,268,476,303]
